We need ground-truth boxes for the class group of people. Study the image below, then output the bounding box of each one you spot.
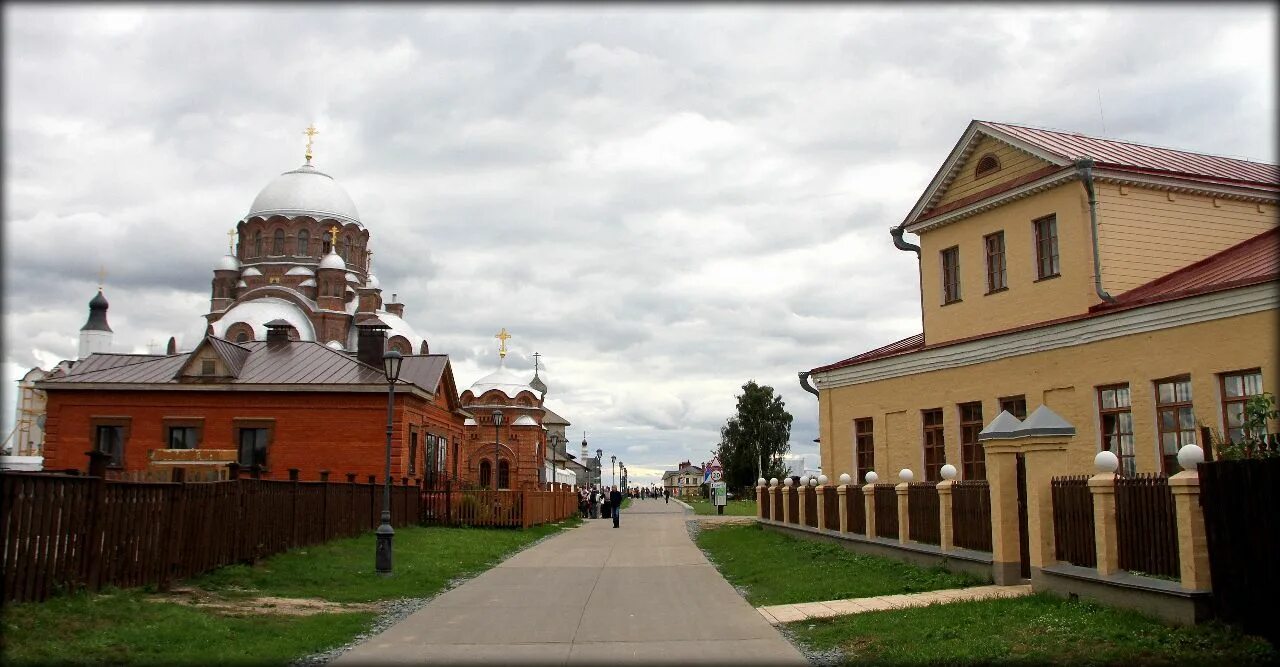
[578,485,625,527]
[629,487,667,500]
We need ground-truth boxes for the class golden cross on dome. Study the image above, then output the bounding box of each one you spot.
[226,228,236,253]
[97,265,107,289]
[303,124,319,163]
[328,225,340,248]
[495,328,512,358]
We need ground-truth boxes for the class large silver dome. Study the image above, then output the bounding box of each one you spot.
[246,163,361,226]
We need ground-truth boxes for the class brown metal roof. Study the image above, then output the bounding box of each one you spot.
[811,333,925,374]
[984,121,1279,190]
[1101,228,1280,310]
[542,406,571,426]
[67,353,167,376]
[207,337,251,377]
[398,355,449,394]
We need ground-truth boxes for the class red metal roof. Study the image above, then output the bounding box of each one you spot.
[1099,228,1280,310]
[983,121,1279,190]
[811,333,925,374]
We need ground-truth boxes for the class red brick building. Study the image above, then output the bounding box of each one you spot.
[39,322,468,484]
[458,352,549,491]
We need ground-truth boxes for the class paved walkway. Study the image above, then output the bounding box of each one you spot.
[336,498,806,665]
[757,584,1034,624]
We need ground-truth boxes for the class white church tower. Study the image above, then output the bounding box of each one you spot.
[78,288,113,359]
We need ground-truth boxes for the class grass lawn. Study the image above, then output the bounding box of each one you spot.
[785,593,1276,665]
[684,497,758,515]
[2,519,579,665]
[696,523,984,606]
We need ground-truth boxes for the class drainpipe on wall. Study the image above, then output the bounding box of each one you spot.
[798,371,819,397]
[1075,157,1117,304]
[890,223,921,255]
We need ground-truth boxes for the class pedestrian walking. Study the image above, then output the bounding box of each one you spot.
[664,488,669,504]
[610,486,623,528]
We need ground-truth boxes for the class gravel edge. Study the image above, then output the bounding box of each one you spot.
[292,521,580,666]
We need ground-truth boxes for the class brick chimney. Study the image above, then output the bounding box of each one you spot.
[355,316,389,369]
[265,319,293,344]
[385,292,405,318]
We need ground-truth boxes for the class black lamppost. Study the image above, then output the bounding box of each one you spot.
[595,447,602,486]
[376,350,403,577]
[611,455,617,488]
[492,409,504,490]
[549,434,560,490]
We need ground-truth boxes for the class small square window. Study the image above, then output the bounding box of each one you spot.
[201,359,216,375]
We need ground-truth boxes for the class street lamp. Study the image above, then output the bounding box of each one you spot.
[595,448,602,486]
[376,349,403,577]
[611,455,617,488]
[492,410,504,491]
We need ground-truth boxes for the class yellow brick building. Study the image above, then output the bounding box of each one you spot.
[805,121,1278,481]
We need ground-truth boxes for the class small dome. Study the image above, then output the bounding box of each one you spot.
[210,297,316,341]
[345,272,360,283]
[242,267,263,277]
[366,273,381,289]
[215,254,241,272]
[246,163,361,226]
[345,284,356,294]
[298,278,317,287]
[463,417,477,426]
[319,249,346,271]
[285,266,315,277]
[465,361,539,399]
[325,340,344,350]
[236,279,248,288]
[512,415,539,427]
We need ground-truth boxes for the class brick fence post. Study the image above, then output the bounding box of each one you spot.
[797,483,808,526]
[1089,471,1120,575]
[863,482,877,538]
[815,485,826,530]
[938,479,954,552]
[781,482,793,524]
[837,484,849,534]
[757,483,767,520]
[1169,467,1211,590]
[896,478,911,545]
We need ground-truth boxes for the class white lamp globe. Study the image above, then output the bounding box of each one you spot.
[1094,450,1119,473]
[783,477,794,487]
[899,468,915,483]
[769,477,779,487]
[798,475,809,487]
[818,474,829,486]
[864,471,879,485]
[940,464,958,480]
[758,477,767,487]
[839,473,851,485]
[1177,444,1205,470]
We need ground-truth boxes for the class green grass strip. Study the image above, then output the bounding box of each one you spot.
[696,523,984,606]
[785,593,1276,666]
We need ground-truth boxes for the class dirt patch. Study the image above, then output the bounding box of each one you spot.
[147,587,381,617]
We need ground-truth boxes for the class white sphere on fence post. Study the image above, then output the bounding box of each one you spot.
[1177,444,1205,470]
[899,468,915,483]
[809,477,818,487]
[798,475,809,487]
[939,464,957,480]
[1094,450,1119,473]
[818,474,829,486]
[864,471,879,485]
[839,473,851,485]
[758,477,767,487]
[783,477,794,487]
[770,477,779,487]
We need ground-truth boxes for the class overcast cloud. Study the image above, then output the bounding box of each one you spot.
[3,4,1275,485]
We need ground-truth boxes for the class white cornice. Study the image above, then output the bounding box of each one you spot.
[1093,170,1279,203]
[811,283,1278,391]
[36,382,436,401]
[905,169,1077,234]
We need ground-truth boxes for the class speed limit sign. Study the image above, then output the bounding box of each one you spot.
[710,470,723,482]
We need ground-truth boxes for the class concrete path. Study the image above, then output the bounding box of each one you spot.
[336,498,806,665]
[757,584,1034,624]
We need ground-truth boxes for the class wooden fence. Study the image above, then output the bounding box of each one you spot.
[845,487,866,534]
[1116,473,1179,579]
[951,480,991,552]
[873,484,898,539]
[822,488,839,531]
[1200,457,1280,646]
[786,488,799,524]
[419,484,577,528]
[802,486,818,528]
[0,471,420,604]
[907,482,940,545]
[760,490,771,520]
[1051,475,1096,568]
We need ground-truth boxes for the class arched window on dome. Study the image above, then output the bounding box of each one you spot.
[272,229,285,256]
[253,231,263,258]
[342,236,352,262]
[498,460,511,489]
[479,460,492,488]
[236,332,250,343]
[296,229,310,257]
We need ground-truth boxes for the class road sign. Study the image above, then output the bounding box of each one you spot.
[712,481,727,506]
[710,470,723,482]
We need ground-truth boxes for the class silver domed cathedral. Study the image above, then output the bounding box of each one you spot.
[205,126,427,355]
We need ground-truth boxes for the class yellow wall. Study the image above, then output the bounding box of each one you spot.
[920,182,1096,344]
[817,309,1278,481]
[1097,184,1279,294]
[934,137,1052,209]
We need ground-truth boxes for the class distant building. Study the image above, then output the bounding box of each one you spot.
[662,460,704,497]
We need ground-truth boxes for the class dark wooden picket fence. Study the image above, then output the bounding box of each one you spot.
[951,480,992,552]
[1115,473,1179,578]
[802,486,818,528]
[419,484,576,528]
[845,486,866,534]
[1200,457,1280,646]
[907,482,940,545]
[1051,475,1097,568]
[760,490,771,520]
[786,488,799,524]
[0,470,420,604]
[822,487,839,531]
[874,484,898,539]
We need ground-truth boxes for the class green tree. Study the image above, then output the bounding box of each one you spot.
[718,380,793,497]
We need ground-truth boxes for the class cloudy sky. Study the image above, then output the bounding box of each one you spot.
[3,4,1275,485]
